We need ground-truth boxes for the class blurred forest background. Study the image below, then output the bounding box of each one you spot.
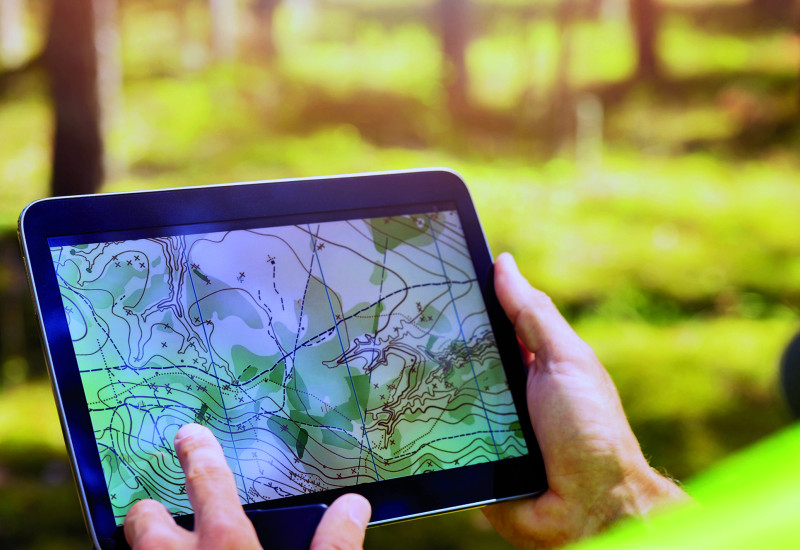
[0,0,799,548]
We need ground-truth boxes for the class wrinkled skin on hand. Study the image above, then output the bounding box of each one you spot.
[123,252,687,550]
[482,253,688,549]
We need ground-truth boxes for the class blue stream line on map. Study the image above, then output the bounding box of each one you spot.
[308,224,381,480]
[179,235,250,501]
[54,247,64,274]
[75,279,476,381]
[60,236,493,496]
[263,279,475,375]
[59,246,477,450]
[53,261,167,510]
[425,214,502,460]
[360,235,388,484]
[57,243,350,506]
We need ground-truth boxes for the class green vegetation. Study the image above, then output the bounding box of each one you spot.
[0,0,797,548]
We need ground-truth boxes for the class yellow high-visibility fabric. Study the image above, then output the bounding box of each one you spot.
[570,421,800,549]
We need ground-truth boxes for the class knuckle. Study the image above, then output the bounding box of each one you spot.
[515,301,537,324]
[175,429,212,457]
[514,304,541,338]
[184,460,232,485]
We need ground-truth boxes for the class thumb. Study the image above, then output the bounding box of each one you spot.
[124,499,193,549]
[309,494,371,550]
[494,253,584,364]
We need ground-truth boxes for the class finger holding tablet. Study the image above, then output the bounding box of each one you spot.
[19,170,547,547]
[124,423,261,549]
[122,254,688,550]
[309,494,371,550]
[483,253,689,548]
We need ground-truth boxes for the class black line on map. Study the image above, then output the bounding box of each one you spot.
[425,214,501,460]
[308,223,381,481]
[180,235,250,501]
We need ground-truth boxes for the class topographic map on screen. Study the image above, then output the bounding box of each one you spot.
[51,210,528,522]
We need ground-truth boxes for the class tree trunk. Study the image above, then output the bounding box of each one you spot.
[95,0,122,177]
[209,0,239,61]
[796,0,800,113]
[751,0,794,25]
[630,0,661,80]
[438,0,471,117]
[540,0,577,158]
[251,0,280,63]
[0,234,27,385]
[0,0,26,66]
[46,0,105,196]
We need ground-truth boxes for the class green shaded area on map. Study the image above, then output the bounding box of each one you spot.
[52,211,527,523]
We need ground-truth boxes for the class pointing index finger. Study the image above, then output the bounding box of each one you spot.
[174,423,257,541]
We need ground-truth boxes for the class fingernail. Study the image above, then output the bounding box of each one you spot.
[175,422,205,443]
[345,495,371,528]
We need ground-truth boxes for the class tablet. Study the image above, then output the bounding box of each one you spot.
[19,168,546,548]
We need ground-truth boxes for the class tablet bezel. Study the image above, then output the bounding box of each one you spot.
[19,168,546,548]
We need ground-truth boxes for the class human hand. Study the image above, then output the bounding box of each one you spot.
[124,423,371,550]
[482,253,688,549]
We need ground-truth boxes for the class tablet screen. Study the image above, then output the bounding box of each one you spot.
[49,208,528,524]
